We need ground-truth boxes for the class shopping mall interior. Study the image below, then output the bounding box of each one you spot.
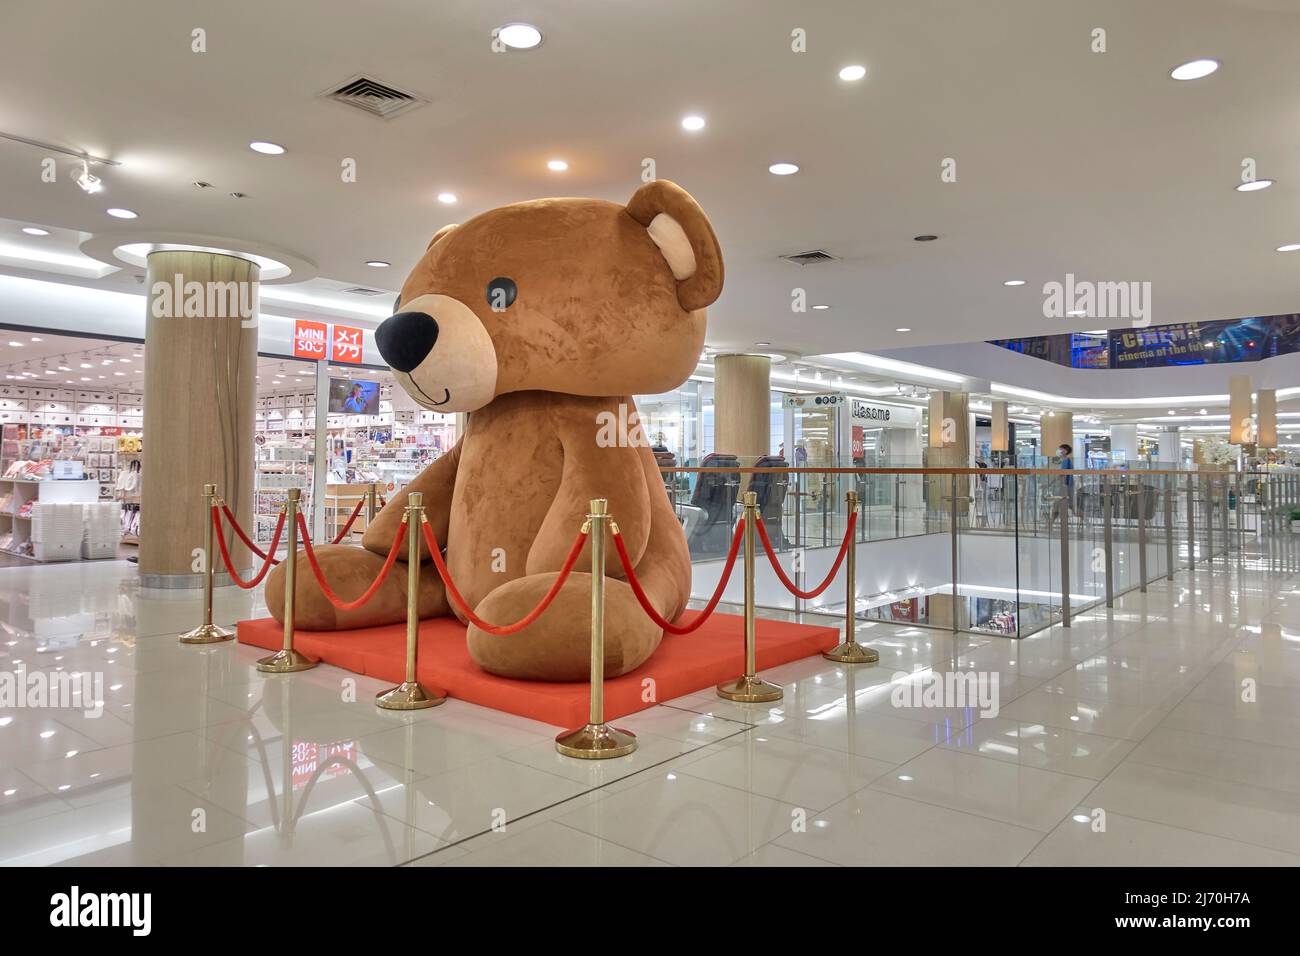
[1,0,1299,887]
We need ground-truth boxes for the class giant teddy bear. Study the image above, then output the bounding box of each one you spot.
[265,180,723,681]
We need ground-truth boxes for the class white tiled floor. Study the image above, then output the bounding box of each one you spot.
[2,538,1299,867]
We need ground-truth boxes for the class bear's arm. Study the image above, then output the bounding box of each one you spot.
[527,404,652,577]
[361,438,461,562]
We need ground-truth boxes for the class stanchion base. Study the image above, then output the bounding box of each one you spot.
[554,722,637,760]
[823,640,880,664]
[375,681,446,710]
[178,623,235,645]
[716,675,783,702]
[255,648,318,673]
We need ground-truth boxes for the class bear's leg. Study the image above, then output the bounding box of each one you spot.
[265,544,450,631]
[466,572,666,681]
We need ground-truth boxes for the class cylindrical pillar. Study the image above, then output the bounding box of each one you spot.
[1158,428,1181,464]
[1040,411,1074,458]
[140,250,258,588]
[1110,424,1139,463]
[714,354,772,461]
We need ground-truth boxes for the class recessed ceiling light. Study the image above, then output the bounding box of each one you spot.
[1067,310,1087,317]
[496,23,542,50]
[437,192,457,204]
[30,337,41,342]
[1168,409,1176,415]
[895,327,911,332]
[1003,279,1026,287]
[79,362,91,368]
[117,357,130,363]
[106,208,137,219]
[768,163,799,176]
[1276,243,1300,253]
[21,227,49,236]
[80,376,91,381]
[7,341,22,347]
[546,159,568,172]
[1170,58,1219,81]
[365,260,390,268]
[755,341,772,347]
[113,371,124,376]
[1199,408,1208,415]
[249,141,285,155]
[838,65,867,81]
[1236,179,1274,192]
[681,115,706,132]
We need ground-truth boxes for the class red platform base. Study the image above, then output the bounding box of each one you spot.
[235,613,840,727]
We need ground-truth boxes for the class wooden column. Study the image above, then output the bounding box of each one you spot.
[1258,388,1277,449]
[1040,411,1074,458]
[140,251,258,587]
[927,390,970,511]
[714,354,771,460]
[1229,374,1253,445]
[990,400,1008,452]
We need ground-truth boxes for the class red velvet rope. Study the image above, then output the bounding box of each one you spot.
[612,518,745,635]
[213,506,285,590]
[421,520,587,636]
[331,498,366,544]
[296,512,407,611]
[221,503,280,565]
[755,510,857,599]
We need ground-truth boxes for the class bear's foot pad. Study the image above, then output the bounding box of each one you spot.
[234,614,840,728]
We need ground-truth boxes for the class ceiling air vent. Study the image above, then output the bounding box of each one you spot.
[780,249,838,266]
[321,75,427,119]
[341,287,387,297]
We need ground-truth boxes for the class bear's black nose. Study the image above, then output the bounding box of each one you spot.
[376,310,440,373]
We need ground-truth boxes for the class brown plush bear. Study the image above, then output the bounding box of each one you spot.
[265,180,723,681]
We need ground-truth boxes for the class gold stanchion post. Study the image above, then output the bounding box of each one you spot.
[555,499,637,758]
[368,481,379,523]
[717,491,783,702]
[824,490,879,664]
[376,492,446,709]
[256,487,317,673]
[179,483,235,644]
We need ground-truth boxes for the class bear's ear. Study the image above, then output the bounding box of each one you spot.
[427,223,458,249]
[625,180,724,311]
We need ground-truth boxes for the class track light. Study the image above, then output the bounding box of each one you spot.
[75,161,103,194]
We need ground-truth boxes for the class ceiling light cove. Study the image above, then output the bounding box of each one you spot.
[1170,58,1219,80]
[105,208,137,219]
[546,159,568,172]
[838,65,867,82]
[768,163,799,176]
[1236,179,1273,192]
[681,115,705,131]
[495,23,542,50]
[248,141,285,155]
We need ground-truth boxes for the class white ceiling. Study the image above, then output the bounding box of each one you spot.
[1,0,1298,361]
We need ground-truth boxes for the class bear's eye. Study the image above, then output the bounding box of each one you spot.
[486,276,517,311]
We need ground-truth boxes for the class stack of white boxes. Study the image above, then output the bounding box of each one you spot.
[31,502,86,562]
[82,502,122,558]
